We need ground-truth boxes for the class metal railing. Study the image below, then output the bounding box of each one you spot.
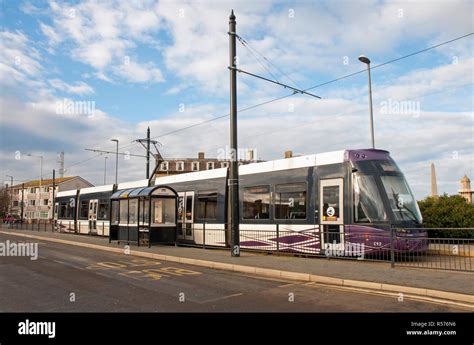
[2,220,473,272]
[181,224,474,272]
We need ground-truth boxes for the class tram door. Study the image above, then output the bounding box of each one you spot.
[88,199,98,232]
[177,192,194,241]
[320,179,344,253]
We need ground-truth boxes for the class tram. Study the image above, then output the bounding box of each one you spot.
[54,148,427,255]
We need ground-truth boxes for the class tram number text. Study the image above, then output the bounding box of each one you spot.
[373,242,383,247]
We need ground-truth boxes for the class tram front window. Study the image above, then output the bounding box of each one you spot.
[353,174,387,223]
[381,176,422,224]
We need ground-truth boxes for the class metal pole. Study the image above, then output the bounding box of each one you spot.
[367,63,375,149]
[52,169,55,231]
[111,139,119,184]
[229,10,240,257]
[104,156,107,185]
[146,127,150,179]
[21,183,24,224]
[390,225,395,268]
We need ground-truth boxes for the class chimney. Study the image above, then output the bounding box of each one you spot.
[284,150,293,159]
[198,152,205,160]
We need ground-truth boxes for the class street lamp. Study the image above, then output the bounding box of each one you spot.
[104,156,108,185]
[5,175,13,213]
[110,139,119,185]
[358,55,375,149]
[27,153,43,221]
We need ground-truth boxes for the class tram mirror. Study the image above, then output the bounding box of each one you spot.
[351,168,358,173]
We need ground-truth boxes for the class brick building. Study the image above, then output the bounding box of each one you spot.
[9,176,93,221]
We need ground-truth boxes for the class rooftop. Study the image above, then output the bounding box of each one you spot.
[12,176,78,188]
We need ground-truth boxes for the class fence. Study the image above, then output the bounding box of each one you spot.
[182,224,474,272]
[2,219,109,237]
[2,220,473,272]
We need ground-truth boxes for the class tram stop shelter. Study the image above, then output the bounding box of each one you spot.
[109,185,178,247]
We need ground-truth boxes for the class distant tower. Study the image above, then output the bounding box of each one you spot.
[57,150,65,178]
[430,163,438,197]
[459,175,473,203]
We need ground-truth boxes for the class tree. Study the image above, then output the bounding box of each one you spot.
[418,194,474,238]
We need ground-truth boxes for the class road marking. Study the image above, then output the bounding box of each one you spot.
[303,282,474,310]
[200,293,244,304]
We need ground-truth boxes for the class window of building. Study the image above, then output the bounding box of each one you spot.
[13,201,19,207]
[43,187,49,193]
[192,162,200,171]
[97,200,109,220]
[221,162,229,168]
[207,162,214,170]
[176,161,184,171]
[119,200,128,224]
[29,200,36,206]
[39,211,49,219]
[160,161,169,171]
[196,191,218,220]
[152,198,176,224]
[43,199,49,206]
[243,185,271,219]
[80,200,89,219]
[275,183,307,219]
[29,188,36,193]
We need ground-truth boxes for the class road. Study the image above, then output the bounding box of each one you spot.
[0,233,469,312]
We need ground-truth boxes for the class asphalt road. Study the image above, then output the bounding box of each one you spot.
[0,233,468,312]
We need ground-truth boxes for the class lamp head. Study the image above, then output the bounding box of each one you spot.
[358,55,371,64]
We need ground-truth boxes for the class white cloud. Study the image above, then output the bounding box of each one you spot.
[48,79,94,95]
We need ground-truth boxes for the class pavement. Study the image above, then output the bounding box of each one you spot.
[1,227,473,307]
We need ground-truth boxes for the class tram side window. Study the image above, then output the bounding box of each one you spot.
[196,192,217,220]
[119,199,128,224]
[111,200,119,225]
[59,201,68,218]
[97,199,109,220]
[275,183,307,219]
[79,200,88,219]
[243,186,270,219]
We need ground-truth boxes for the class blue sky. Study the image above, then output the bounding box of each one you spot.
[0,0,473,199]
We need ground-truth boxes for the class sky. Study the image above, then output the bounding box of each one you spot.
[0,0,473,199]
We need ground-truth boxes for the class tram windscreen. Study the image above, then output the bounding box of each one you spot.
[380,176,422,224]
[353,174,387,223]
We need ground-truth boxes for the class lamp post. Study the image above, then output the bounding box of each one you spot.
[104,156,108,185]
[358,55,375,149]
[5,175,13,213]
[26,153,43,222]
[110,139,119,185]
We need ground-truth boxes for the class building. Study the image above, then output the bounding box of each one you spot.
[10,176,93,221]
[154,151,262,177]
[458,175,473,203]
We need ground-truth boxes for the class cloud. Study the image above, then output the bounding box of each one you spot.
[48,79,94,95]
[43,0,165,84]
